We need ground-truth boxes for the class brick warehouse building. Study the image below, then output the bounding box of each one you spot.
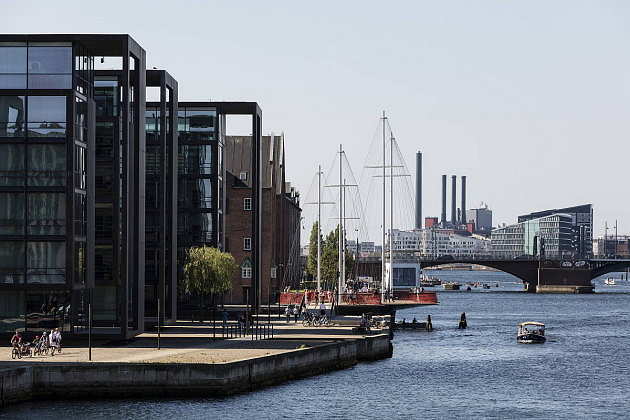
[224,134,301,305]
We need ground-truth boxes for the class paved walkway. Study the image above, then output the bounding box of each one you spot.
[0,317,386,366]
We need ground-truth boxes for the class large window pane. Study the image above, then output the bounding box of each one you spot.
[0,46,27,73]
[0,95,25,137]
[28,47,72,74]
[28,96,66,122]
[28,75,72,90]
[191,213,213,242]
[28,193,65,235]
[95,80,119,117]
[187,110,215,132]
[0,242,25,284]
[0,290,25,332]
[0,192,25,235]
[28,144,66,186]
[0,144,25,186]
[27,241,65,284]
[0,75,26,89]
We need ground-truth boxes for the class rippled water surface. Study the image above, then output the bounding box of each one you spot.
[5,271,630,419]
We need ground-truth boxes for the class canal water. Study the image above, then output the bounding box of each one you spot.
[4,271,630,419]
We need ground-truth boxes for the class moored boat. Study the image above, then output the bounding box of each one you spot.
[517,321,546,344]
[419,274,442,287]
[442,282,461,291]
[604,278,616,286]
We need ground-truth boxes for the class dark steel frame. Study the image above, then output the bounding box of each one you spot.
[0,34,147,339]
[145,70,178,325]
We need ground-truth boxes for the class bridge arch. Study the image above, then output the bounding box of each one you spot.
[419,260,539,286]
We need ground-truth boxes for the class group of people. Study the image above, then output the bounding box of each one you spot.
[285,302,327,323]
[10,328,62,356]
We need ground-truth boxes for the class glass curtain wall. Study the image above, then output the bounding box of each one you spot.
[0,41,88,333]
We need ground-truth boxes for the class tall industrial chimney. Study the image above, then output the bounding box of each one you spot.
[441,175,447,227]
[461,175,467,225]
[451,175,457,226]
[415,152,422,229]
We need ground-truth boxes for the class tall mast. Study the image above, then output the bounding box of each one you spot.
[342,177,346,294]
[338,144,343,300]
[381,111,386,301]
[317,164,322,293]
[389,133,394,296]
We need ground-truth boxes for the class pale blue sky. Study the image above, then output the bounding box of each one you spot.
[6,0,630,241]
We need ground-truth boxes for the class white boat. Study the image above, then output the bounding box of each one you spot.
[604,278,616,286]
[517,321,546,344]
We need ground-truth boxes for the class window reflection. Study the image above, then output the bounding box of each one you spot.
[0,144,25,186]
[27,46,72,89]
[0,242,25,285]
[27,241,65,284]
[0,95,25,137]
[0,46,27,89]
[28,144,66,186]
[28,193,65,235]
[0,193,25,235]
[27,96,67,137]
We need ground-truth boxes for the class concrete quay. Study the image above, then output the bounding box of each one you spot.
[0,321,392,407]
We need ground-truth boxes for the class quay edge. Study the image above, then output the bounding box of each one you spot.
[0,334,391,407]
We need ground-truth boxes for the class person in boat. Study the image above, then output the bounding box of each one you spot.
[412,317,417,324]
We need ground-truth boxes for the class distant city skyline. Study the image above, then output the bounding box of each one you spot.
[6,0,630,239]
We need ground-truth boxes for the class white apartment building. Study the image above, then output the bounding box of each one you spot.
[391,228,491,258]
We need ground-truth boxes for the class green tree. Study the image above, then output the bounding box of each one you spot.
[320,225,355,290]
[306,221,320,279]
[183,246,237,313]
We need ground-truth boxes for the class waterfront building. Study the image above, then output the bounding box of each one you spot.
[517,204,593,258]
[390,229,491,258]
[0,34,149,338]
[0,34,267,338]
[224,134,301,305]
[491,213,580,259]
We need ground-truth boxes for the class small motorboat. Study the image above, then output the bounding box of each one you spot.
[604,278,616,286]
[442,282,461,291]
[517,321,546,344]
[419,274,442,287]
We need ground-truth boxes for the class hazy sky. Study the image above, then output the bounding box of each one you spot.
[6,0,630,241]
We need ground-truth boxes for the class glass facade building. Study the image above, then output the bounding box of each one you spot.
[0,35,265,336]
[0,35,148,339]
[491,213,578,259]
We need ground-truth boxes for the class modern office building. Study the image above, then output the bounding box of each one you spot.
[172,102,263,315]
[224,134,301,305]
[491,213,579,259]
[0,34,268,338]
[517,204,592,258]
[0,34,148,338]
